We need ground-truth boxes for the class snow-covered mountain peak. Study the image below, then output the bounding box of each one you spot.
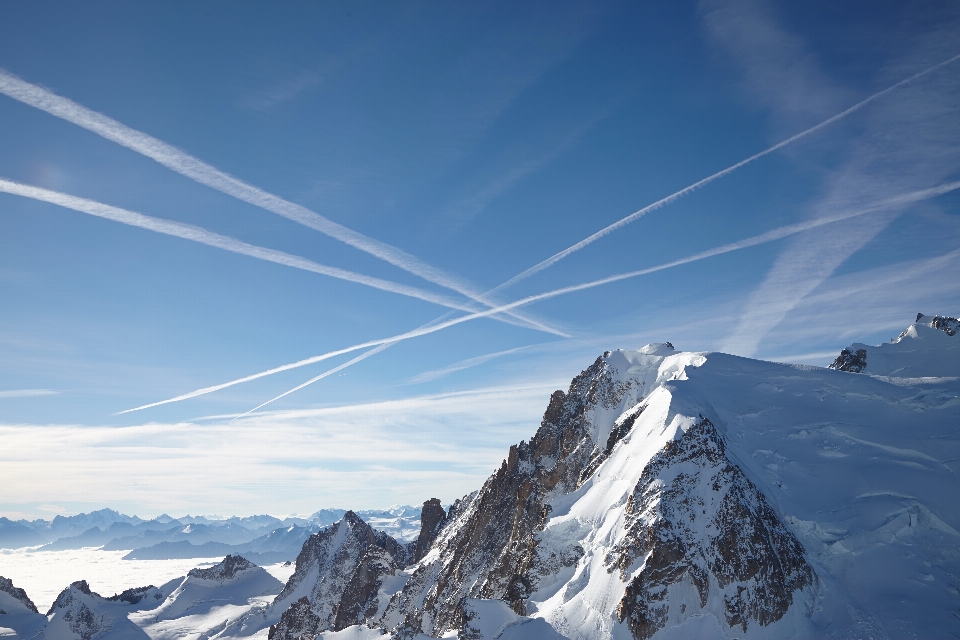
[267,511,412,638]
[895,313,959,341]
[44,577,167,639]
[830,312,959,377]
[636,342,677,356]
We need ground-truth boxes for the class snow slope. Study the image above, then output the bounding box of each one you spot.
[830,313,959,377]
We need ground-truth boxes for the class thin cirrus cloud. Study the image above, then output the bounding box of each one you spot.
[489,51,960,295]
[0,178,525,318]
[407,345,535,385]
[120,179,960,414]
[0,67,558,337]
[712,2,960,357]
[1,382,564,518]
[761,246,960,356]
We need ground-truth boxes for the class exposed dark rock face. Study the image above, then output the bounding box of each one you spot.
[269,597,321,640]
[0,576,38,613]
[382,355,627,637]
[829,348,867,372]
[333,545,400,630]
[188,554,255,581]
[413,498,447,562]
[608,418,814,640]
[106,585,161,604]
[47,581,104,640]
[269,511,409,639]
[930,314,959,336]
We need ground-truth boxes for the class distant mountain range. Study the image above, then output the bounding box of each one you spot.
[0,506,422,561]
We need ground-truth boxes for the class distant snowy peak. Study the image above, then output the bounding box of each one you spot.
[269,511,412,638]
[830,313,960,377]
[0,576,38,614]
[307,506,422,543]
[44,579,164,639]
[142,555,282,629]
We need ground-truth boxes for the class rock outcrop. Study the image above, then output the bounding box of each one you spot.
[188,554,254,582]
[829,348,867,372]
[413,498,447,563]
[0,576,38,614]
[106,584,163,605]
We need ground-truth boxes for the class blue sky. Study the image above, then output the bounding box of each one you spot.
[1,1,959,519]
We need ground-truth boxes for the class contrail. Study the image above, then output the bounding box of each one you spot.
[232,343,392,420]
[120,179,960,414]
[492,52,960,293]
[0,178,489,315]
[0,67,560,336]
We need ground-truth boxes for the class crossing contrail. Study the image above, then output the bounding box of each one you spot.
[0,178,502,316]
[232,343,392,420]
[0,67,560,336]
[119,178,960,414]
[492,52,960,293]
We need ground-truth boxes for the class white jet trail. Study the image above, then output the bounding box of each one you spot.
[0,67,558,336]
[232,343,392,420]
[492,52,960,293]
[0,178,486,314]
[120,179,960,414]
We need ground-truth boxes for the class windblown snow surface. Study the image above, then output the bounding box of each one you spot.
[1,316,957,639]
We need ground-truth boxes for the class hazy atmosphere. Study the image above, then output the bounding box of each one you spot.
[2,1,959,519]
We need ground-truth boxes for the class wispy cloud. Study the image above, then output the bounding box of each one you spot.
[711,0,960,357]
[759,247,960,356]
[441,106,616,227]
[1,383,561,516]
[0,67,558,335]
[0,389,58,398]
[407,345,535,385]
[241,69,324,111]
[121,180,960,413]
